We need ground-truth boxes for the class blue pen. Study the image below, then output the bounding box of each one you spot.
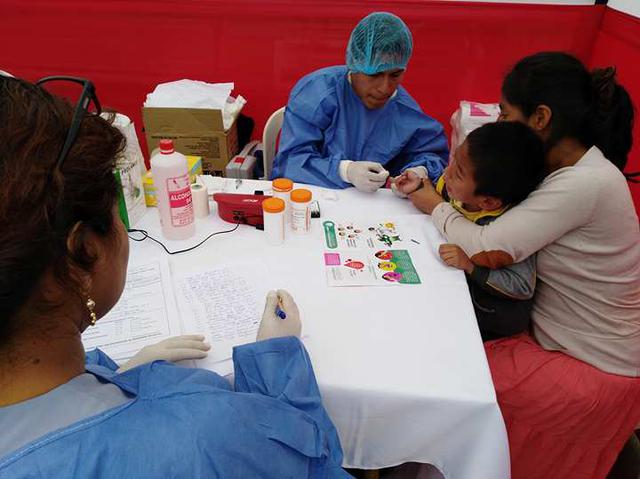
[275,298,287,320]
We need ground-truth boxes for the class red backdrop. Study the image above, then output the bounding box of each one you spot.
[2,0,637,209]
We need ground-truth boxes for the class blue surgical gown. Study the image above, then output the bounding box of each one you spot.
[0,337,351,478]
[271,66,449,188]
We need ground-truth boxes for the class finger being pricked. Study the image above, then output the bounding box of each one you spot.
[404,170,421,180]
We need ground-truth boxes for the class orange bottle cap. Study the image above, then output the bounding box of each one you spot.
[262,197,285,213]
[272,178,293,192]
[290,188,312,203]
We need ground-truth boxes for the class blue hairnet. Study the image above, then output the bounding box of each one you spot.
[346,12,413,75]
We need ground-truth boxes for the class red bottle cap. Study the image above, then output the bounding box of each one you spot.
[159,139,174,154]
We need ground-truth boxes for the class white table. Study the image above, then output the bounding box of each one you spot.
[130,180,509,479]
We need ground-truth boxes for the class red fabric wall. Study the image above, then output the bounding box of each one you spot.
[0,0,603,159]
[589,8,640,213]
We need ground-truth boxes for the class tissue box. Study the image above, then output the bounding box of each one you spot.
[142,155,203,207]
[142,107,239,176]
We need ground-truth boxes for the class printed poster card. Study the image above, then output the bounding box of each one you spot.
[324,249,421,287]
[323,219,405,250]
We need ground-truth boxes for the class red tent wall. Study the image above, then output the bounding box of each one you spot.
[589,7,640,213]
[0,0,603,158]
[6,1,638,213]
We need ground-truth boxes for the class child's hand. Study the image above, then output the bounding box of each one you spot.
[391,171,422,197]
[439,244,474,274]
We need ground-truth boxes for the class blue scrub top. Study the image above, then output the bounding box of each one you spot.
[0,337,351,478]
[271,66,449,188]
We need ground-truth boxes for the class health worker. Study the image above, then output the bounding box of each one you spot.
[271,12,449,193]
[0,75,351,479]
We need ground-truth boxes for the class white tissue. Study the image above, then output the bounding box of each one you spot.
[144,79,245,130]
[144,79,234,109]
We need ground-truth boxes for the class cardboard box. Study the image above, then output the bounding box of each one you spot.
[142,107,239,176]
[143,155,203,207]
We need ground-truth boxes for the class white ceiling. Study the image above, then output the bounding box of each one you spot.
[608,0,640,18]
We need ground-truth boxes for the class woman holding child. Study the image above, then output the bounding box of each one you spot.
[397,52,640,478]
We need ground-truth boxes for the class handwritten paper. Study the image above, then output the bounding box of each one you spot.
[175,262,269,369]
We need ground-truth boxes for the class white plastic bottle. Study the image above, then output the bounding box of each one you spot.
[150,139,195,240]
[272,177,293,224]
[262,197,285,245]
[290,188,312,234]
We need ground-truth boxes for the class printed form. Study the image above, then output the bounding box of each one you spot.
[82,258,181,362]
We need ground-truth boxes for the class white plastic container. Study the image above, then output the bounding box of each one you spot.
[190,183,210,218]
[262,197,285,245]
[272,178,293,224]
[290,189,312,234]
[150,139,195,240]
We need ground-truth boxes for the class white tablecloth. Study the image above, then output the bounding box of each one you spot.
[130,180,510,478]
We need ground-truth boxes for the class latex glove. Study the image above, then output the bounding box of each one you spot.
[391,166,428,198]
[117,335,211,372]
[257,289,302,341]
[345,161,389,193]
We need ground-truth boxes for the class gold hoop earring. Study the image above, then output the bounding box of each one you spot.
[86,297,97,326]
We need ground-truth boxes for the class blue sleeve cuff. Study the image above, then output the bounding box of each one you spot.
[233,336,313,397]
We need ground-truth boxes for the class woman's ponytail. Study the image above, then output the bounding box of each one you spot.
[589,66,635,176]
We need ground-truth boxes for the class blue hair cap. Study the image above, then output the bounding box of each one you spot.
[346,12,413,75]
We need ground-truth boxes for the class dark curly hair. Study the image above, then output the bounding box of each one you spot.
[0,76,125,342]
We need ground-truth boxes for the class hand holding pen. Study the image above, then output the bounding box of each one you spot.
[257,289,302,341]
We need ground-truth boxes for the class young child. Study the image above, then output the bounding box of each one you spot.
[395,121,545,340]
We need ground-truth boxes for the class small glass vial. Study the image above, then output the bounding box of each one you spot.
[290,188,312,234]
[262,197,285,245]
[272,178,293,223]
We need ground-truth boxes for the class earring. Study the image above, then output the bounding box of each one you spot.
[86,297,97,326]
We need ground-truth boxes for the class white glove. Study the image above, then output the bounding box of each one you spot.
[257,289,302,341]
[391,166,429,198]
[342,160,389,193]
[117,335,211,372]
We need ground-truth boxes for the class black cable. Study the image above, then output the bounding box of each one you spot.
[127,213,265,255]
[127,223,240,255]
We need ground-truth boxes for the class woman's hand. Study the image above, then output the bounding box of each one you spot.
[408,178,445,214]
[257,289,302,341]
[118,335,211,372]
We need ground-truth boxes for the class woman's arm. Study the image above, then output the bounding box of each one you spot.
[431,171,597,268]
[233,336,345,467]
